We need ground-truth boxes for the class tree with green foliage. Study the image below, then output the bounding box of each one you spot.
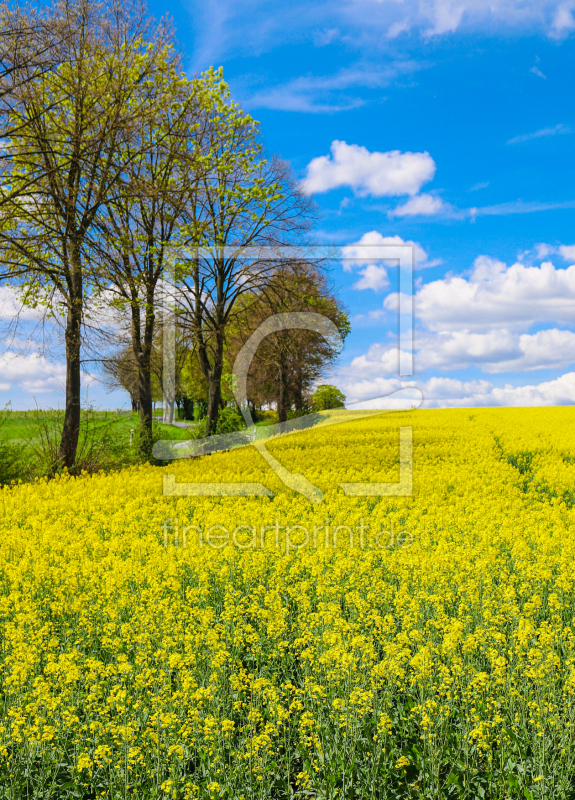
[0,3,69,205]
[91,61,210,455]
[176,93,316,435]
[312,384,346,411]
[230,262,350,422]
[176,346,209,421]
[0,0,175,469]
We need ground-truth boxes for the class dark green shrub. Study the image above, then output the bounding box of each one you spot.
[216,405,246,434]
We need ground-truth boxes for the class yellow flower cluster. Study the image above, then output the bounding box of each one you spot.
[1,407,575,799]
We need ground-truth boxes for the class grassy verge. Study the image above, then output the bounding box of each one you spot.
[0,409,192,485]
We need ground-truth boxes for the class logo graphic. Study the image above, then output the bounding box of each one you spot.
[154,245,419,503]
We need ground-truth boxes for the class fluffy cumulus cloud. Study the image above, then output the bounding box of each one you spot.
[336,371,575,408]
[336,375,493,408]
[559,244,575,262]
[401,256,575,331]
[341,232,439,292]
[347,329,575,375]
[0,353,67,393]
[335,245,575,407]
[352,264,390,291]
[419,372,575,407]
[347,346,406,377]
[342,232,431,267]
[388,193,446,217]
[302,141,436,196]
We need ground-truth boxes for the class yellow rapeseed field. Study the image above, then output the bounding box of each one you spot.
[1,407,575,799]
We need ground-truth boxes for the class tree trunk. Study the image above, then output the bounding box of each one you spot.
[57,261,83,471]
[277,360,289,424]
[293,360,303,412]
[192,255,229,437]
[196,318,225,436]
[206,364,223,434]
[138,358,153,455]
[131,287,155,458]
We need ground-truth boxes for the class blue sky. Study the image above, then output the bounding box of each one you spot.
[2,0,575,409]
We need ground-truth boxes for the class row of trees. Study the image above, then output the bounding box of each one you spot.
[0,0,349,468]
[103,261,348,425]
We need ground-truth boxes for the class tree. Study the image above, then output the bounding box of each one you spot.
[0,0,176,468]
[176,90,316,434]
[229,262,350,422]
[0,3,70,211]
[91,63,207,454]
[312,384,346,411]
[176,346,209,421]
[101,346,141,412]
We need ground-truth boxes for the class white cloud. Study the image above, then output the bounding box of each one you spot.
[344,334,519,377]
[394,329,575,373]
[342,232,435,270]
[302,141,436,196]
[530,66,547,78]
[559,244,575,262]
[347,345,413,376]
[508,329,575,371]
[347,251,575,382]
[334,374,421,408]
[0,353,67,393]
[336,369,575,408]
[352,264,390,291]
[551,2,575,36]
[421,372,575,407]
[357,0,575,39]
[342,232,440,292]
[470,199,575,217]
[336,243,575,407]
[532,242,556,259]
[422,330,520,371]
[404,256,575,331]
[0,286,48,322]
[245,61,421,113]
[507,123,570,144]
[523,243,575,263]
[389,193,446,217]
[190,0,575,78]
